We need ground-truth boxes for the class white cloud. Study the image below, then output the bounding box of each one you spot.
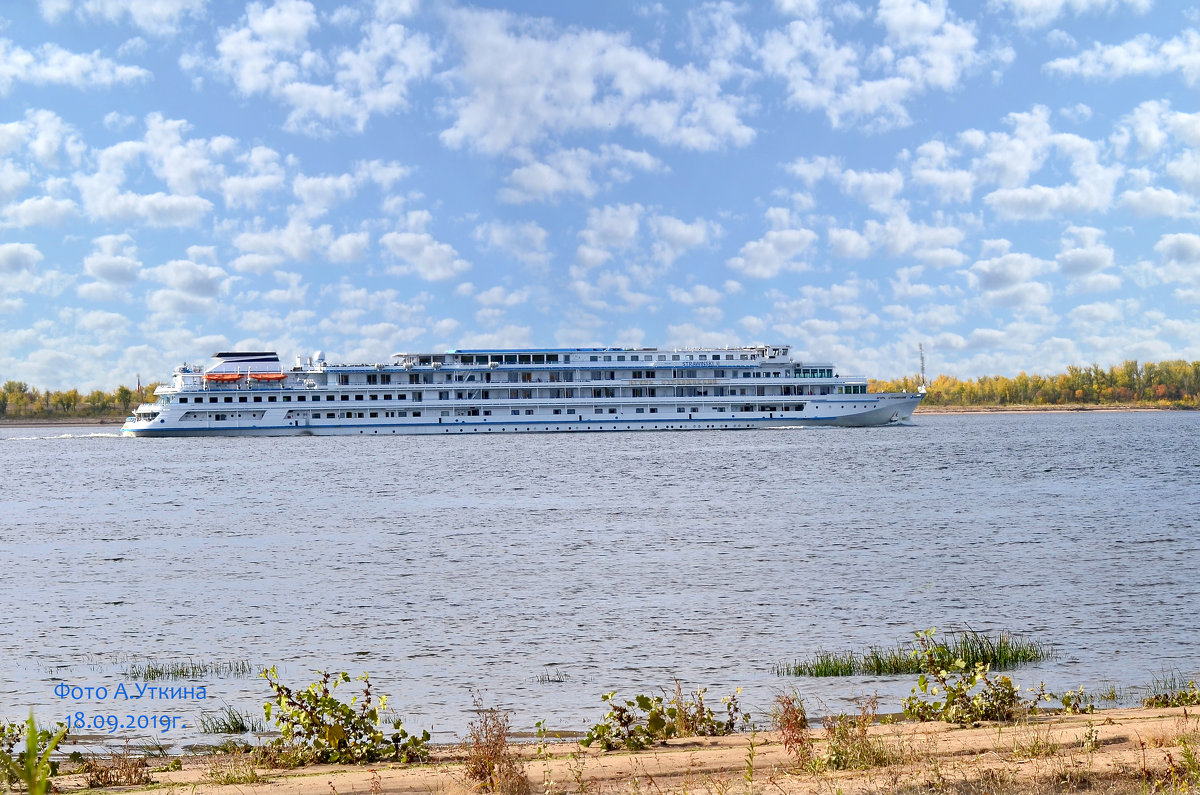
[223,146,286,209]
[499,145,665,204]
[83,233,141,284]
[0,242,43,273]
[1044,29,1200,85]
[472,220,550,267]
[380,210,471,281]
[441,7,754,154]
[667,284,723,305]
[40,0,209,36]
[475,285,530,307]
[994,0,1153,29]
[198,0,435,135]
[0,39,150,94]
[1119,186,1194,218]
[1155,232,1200,283]
[761,0,981,130]
[574,203,643,271]
[828,227,871,258]
[649,214,720,266]
[1,195,77,227]
[726,207,817,278]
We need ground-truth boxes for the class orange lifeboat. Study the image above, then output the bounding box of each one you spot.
[204,372,243,382]
[250,372,288,382]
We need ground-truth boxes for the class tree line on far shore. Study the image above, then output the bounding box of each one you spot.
[871,359,1200,408]
[0,381,160,420]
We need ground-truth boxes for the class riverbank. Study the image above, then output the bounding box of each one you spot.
[0,417,123,427]
[49,706,1199,794]
[914,403,1167,414]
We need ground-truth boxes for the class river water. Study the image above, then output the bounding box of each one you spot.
[1,411,1197,748]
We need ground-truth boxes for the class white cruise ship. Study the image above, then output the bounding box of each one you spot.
[121,345,923,437]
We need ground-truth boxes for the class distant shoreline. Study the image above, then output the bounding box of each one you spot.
[0,417,124,428]
[914,404,1168,414]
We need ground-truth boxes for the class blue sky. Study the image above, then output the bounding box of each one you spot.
[2,0,1199,391]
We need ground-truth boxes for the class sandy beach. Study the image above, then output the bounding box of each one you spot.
[48,706,1199,794]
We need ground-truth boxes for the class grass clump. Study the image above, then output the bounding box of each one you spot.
[80,743,153,788]
[464,694,529,795]
[821,695,900,770]
[204,751,261,785]
[198,705,268,734]
[774,628,1053,678]
[1144,671,1200,708]
[124,658,253,680]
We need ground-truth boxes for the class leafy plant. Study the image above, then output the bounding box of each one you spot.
[580,684,750,752]
[821,695,898,771]
[901,628,1044,724]
[0,713,68,795]
[260,667,430,764]
[463,694,528,795]
[771,690,816,772]
[1144,674,1200,708]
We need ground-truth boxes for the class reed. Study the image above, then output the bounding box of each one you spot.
[198,706,267,734]
[775,630,1053,677]
[123,659,254,681]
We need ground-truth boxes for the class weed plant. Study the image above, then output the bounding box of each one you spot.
[1144,671,1200,707]
[80,743,153,788]
[821,695,901,771]
[463,694,529,795]
[580,683,751,752]
[0,713,67,795]
[774,629,1052,678]
[771,690,817,772]
[204,751,261,785]
[260,667,430,764]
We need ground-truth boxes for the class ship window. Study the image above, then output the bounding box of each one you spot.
[412,411,421,417]
[658,355,666,360]
[297,395,305,401]
[533,354,544,363]
[366,374,377,385]
[553,409,562,415]
[617,355,625,361]
[268,396,276,402]
[398,411,407,417]
[630,355,639,361]
[525,409,534,415]
[677,407,685,412]
[672,355,680,361]
[370,412,378,418]
[608,408,616,414]
[594,408,603,414]
[635,408,644,413]
[699,355,707,360]
[383,394,391,399]
[224,396,233,403]
[691,407,699,412]
[567,408,576,414]
[214,413,226,421]
[179,397,188,403]
[253,396,262,402]
[603,355,612,361]
[326,412,335,418]
[209,397,216,403]
[590,355,598,361]
[511,410,520,415]
[483,410,491,415]
[339,374,349,385]
[239,396,248,402]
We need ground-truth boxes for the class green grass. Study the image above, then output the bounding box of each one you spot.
[1143,669,1200,708]
[197,706,267,734]
[773,630,1053,678]
[122,659,254,681]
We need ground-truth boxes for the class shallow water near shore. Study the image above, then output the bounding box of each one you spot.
[1,411,1197,747]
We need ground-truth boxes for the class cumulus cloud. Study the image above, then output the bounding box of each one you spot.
[499,145,665,204]
[726,207,817,278]
[1044,29,1200,85]
[441,6,754,154]
[761,0,982,130]
[0,242,44,273]
[0,39,150,94]
[194,0,435,135]
[472,220,550,267]
[83,233,141,284]
[994,0,1153,29]
[40,0,209,37]
[380,210,471,281]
